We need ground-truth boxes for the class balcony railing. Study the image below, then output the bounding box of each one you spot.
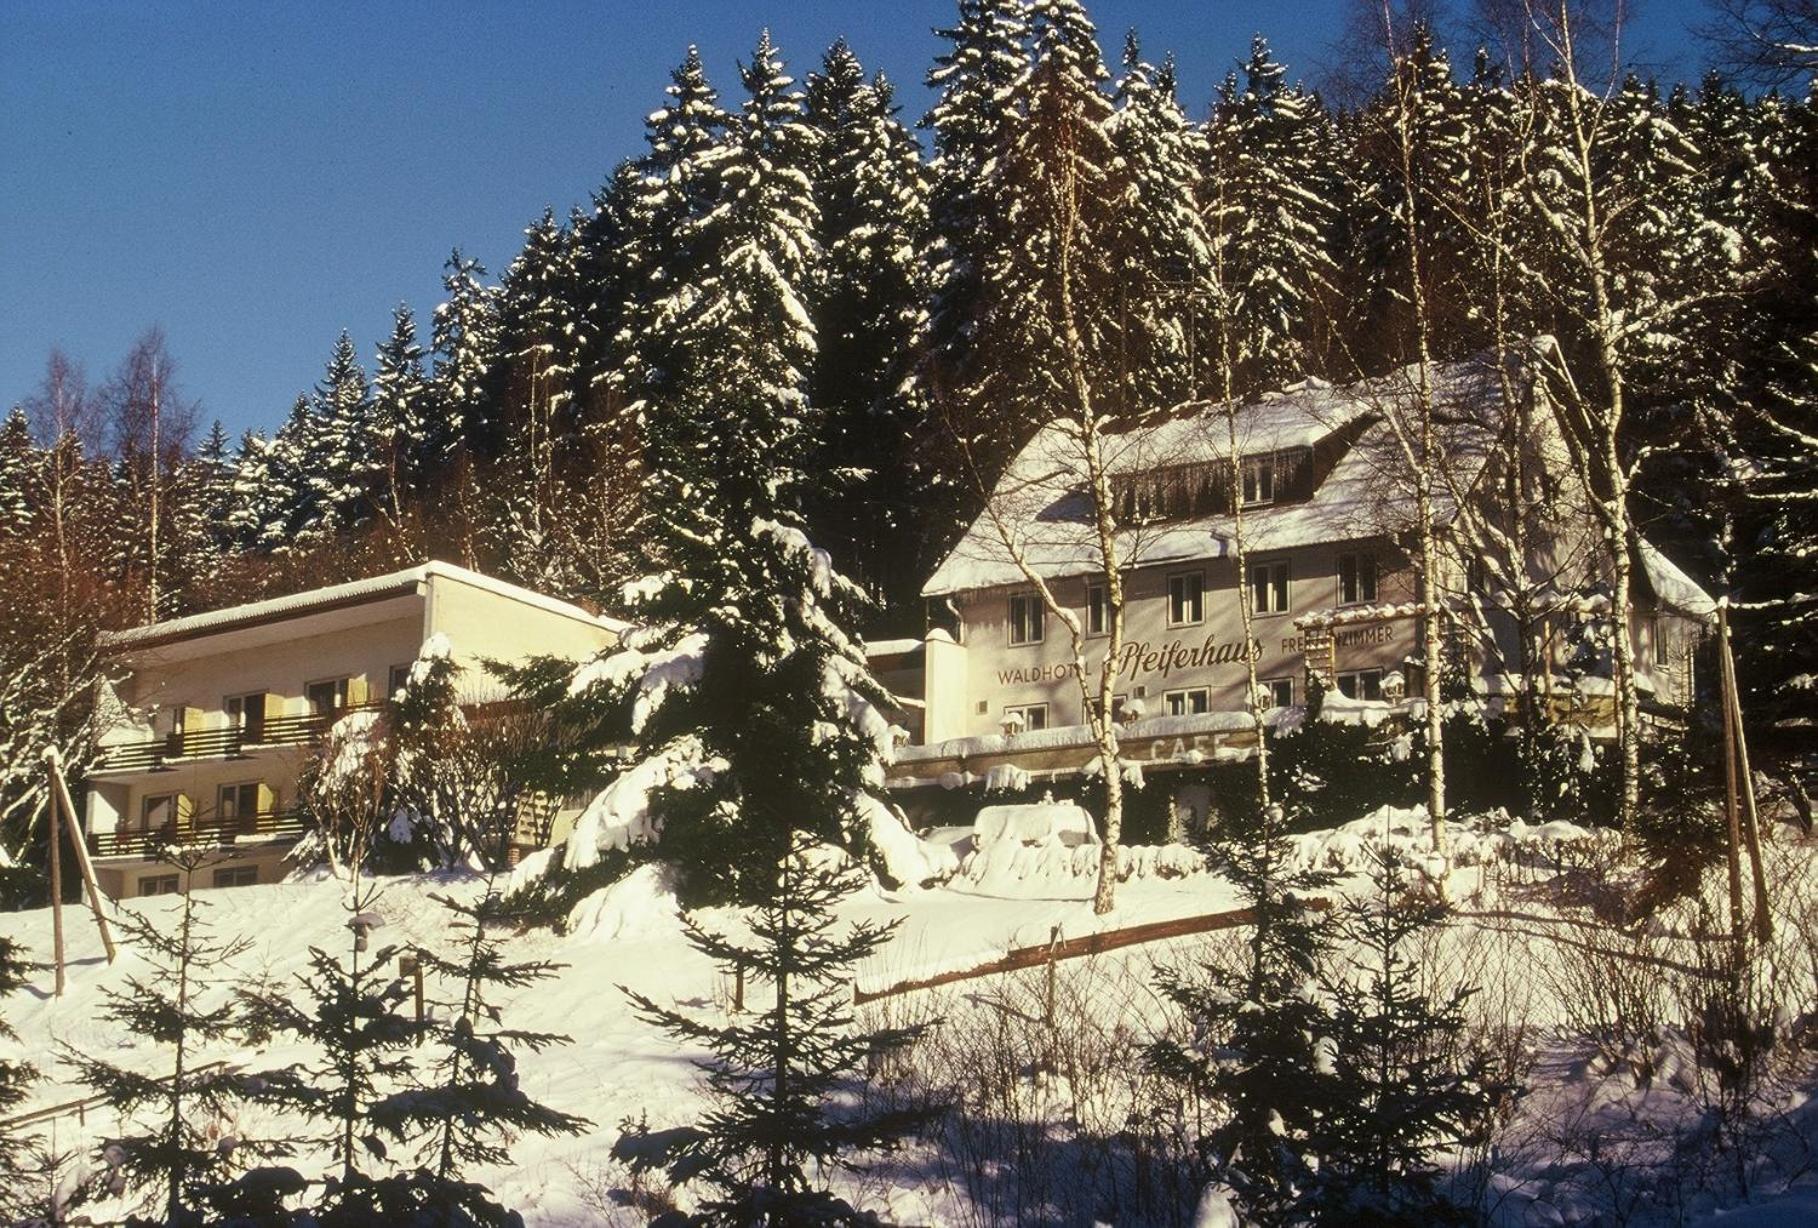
[95,705,383,773]
[87,809,314,860]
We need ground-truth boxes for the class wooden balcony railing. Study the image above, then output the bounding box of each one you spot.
[87,809,314,860]
[95,704,383,773]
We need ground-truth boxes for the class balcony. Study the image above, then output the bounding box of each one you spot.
[94,705,383,774]
[87,809,314,860]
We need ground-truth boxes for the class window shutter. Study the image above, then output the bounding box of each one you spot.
[262,692,284,722]
[257,783,277,821]
[176,793,195,833]
[346,675,369,707]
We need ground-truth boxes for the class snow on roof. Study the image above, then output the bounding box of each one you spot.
[1637,540,1716,619]
[924,357,1504,598]
[101,561,628,651]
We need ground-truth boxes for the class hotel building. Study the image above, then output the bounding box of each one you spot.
[84,562,622,898]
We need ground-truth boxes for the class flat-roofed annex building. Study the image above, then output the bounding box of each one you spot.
[86,562,624,899]
[879,355,1715,809]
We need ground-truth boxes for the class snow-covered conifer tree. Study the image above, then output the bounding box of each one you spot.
[803,40,935,608]
[0,406,36,537]
[1203,37,1341,391]
[371,303,432,532]
[616,835,929,1223]
[1107,36,1211,412]
[309,330,377,535]
[64,851,280,1223]
[1313,846,1503,1224]
[430,248,499,466]
[1149,805,1341,1225]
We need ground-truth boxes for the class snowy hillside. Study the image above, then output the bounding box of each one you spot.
[4,810,1814,1226]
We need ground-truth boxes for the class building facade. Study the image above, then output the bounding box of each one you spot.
[879,358,1714,807]
[85,562,622,898]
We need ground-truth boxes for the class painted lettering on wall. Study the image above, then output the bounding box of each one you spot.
[995,661,1085,686]
[1280,623,1397,654]
[1115,635,1261,681]
[995,635,1263,690]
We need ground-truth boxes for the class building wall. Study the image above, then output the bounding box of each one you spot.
[950,539,1418,739]
[424,573,617,695]
[107,611,428,741]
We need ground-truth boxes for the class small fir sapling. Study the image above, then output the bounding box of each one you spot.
[1314,844,1506,1225]
[1148,803,1340,1227]
[364,883,588,1226]
[232,878,421,1224]
[0,934,41,1217]
[614,834,932,1225]
[62,847,287,1225]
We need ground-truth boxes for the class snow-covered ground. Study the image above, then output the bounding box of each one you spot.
[3,810,1815,1226]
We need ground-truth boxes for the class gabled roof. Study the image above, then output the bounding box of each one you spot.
[100,561,629,652]
[923,357,1506,598]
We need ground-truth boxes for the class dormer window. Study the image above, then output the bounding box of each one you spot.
[1242,458,1276,506]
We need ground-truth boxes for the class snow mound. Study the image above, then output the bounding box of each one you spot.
[564,862,682,943]
[974,799,1097,849]
[857,793,959,887]
[1288,805,1603,873]
[959,793,1206,892]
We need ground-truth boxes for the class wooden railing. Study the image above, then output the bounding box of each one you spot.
[87,809,313,859]
[95,704,383,772]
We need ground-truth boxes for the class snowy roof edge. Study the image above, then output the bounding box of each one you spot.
[100,561,628,651]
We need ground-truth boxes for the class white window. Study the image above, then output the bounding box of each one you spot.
[1164,688,1210,717]
[1262,677,1295,708]
[139,874,181,897]
[1007,593,1044,646]
[1003,703,1049,733]
[1249,560,1290,615]
[1242,457,1276,506]
[212,865,258,889]
[1168,571,1205,627]
[1086,582,1109,637]
[1338,553,1377,606]
[306,677,351,716]
[1651,617,1669,666]
[1337,669,1385,701]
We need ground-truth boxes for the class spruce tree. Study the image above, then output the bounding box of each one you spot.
[371,303,432,530]
[1149,804,1341,1226]
[0,935,39,1212]
[922,0,1031,378]
[309,331,377,536]
[614,45,731,421]
[1312,846,1503,1225]
[365,886,587,1226]
[63,849,280,1225]
[430,249,499,467]
[0,406,35,537]
[1203,37,1341,391]
[1107,35,1212,411]
[238,881,422,1224]
[615,834,929,1224]
[803,41,935,610]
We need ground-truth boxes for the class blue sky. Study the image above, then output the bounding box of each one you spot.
[1,1,1714,440]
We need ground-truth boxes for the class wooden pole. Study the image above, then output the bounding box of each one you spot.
[1717,608,1747,945]
[1718,602,1773,944]
[47,751,116,964]
[46,784,65,999]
